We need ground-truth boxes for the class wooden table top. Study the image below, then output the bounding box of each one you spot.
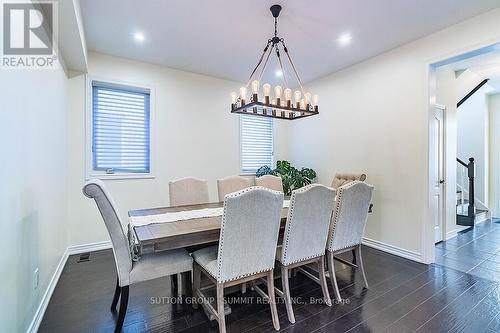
[129,202,289,252]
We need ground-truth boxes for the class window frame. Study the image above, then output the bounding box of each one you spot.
[239,114,275,176]
[85,75,156,180]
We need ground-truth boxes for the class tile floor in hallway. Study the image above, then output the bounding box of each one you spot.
[435,218,500,282]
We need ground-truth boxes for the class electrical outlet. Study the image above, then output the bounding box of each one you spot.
[34,268,39,289]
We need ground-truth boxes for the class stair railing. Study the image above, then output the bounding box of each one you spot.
[456,157,475,218]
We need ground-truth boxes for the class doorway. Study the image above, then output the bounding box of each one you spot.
[427,43,500,282]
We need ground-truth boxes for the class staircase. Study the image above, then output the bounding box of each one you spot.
[456,157,488,227]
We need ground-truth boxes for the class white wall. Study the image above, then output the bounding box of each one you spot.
[288,8,500,258]
[66,52,289,246]
[489,93,500,217]
[0,66,69,330]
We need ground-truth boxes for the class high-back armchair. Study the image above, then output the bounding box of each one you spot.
[83,179,193,333]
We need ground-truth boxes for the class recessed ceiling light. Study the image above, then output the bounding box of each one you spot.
[275,70,283,77]
[133,32,145,42]
[337,33,352,46]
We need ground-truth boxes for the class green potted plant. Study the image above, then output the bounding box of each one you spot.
[256,160,317,196]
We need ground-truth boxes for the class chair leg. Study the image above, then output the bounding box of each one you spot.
[267,271,280,331]
[114,285,129,333]
[216,283,226,333]
[177,273,183,298]
[318,256,332,306]
[192,265,201,309]
[184,271,193,298]
[281,266,295,324]
[111,276,121,311]
[356,245,369,289]
[327,251,342,302]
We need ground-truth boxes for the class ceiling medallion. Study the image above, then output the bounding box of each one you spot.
[230,4,319,120]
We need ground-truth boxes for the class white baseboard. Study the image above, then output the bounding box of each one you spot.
[67,240,112,255]
[362,237,423,263]
[445,227,467,240]
[27,240,112,333]
[27,248,69,333]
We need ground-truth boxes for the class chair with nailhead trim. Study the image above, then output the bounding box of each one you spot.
[326,181,374,301]
[191,187,284,333]
[275,184,336,323]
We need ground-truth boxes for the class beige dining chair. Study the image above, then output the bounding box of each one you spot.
[169,177,209,206]
[192,187,284,333]
[275,184,336,323]
[326,181,374,301]
[331,173,367,263]
[217,175,253,201]
[331,173,367,190]
[255,175,283,192]
[83,179,193,333]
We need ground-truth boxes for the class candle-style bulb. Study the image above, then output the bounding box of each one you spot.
[251,80,260,94]
[284,88,292,101]
[304,92,312,104]
[274,85,282,99]
[294,90,301,103]
[239,86,247,99]
[263,83,271,96]
[300,98,306,109]
[231,92,237,104]
[313,94,319,106]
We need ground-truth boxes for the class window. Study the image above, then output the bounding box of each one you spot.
[240,115,274,174]
[90,80,151,177]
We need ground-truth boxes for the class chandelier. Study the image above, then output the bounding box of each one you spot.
[230,4,319,120]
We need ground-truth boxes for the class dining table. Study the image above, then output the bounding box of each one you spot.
[129,201,290,255]
[128,199,372,258]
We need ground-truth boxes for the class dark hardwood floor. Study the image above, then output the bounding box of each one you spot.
[40,245,500,333]
[435,219,500,282]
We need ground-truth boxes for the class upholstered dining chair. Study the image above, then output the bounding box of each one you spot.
[330,173,367,190]
[216,175,253,201]
[326,181,374,301]
[83,179,193,333]
[192,187,284,333]
[255,174,283,192]
[169,177,209,207]
[275,184,336,323]
[330,173,367,263]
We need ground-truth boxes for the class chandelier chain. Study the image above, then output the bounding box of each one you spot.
[281,41,305,94]
[257,44,274,83]
[275,45,289,88]
[246,41,271,87]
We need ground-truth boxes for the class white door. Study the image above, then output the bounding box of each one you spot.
[432,105,445,243]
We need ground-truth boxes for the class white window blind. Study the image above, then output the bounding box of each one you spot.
[240,115,273,174]
[92,81,151,174]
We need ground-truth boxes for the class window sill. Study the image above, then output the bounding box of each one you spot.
[239,173,257,177]
[86,173,155,181]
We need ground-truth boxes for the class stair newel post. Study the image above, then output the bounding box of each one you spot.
[467,158,475,218]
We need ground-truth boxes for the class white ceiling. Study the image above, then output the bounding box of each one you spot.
[79,0,500,84]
